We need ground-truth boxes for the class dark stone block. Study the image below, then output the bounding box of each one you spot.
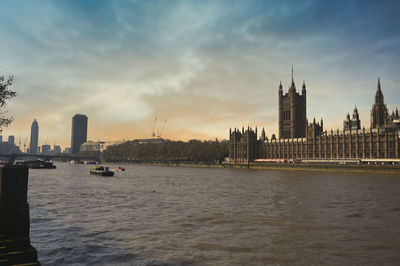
[0,165,40,265]
[0,165,29,207]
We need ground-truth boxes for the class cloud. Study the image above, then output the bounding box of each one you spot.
[0,0,400,148]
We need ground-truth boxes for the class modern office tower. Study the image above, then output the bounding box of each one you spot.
[71,114,88,154]
[8,136,14,145]
[41,144,51,155]
[53,145,61,154]
[29,119,39,155]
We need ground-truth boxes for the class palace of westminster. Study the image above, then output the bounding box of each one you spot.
[229,70,400,162]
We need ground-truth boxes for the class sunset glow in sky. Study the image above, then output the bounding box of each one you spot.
[1,0,399,149]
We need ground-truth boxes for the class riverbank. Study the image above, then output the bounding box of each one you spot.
[228,162,400,174]
[105,160,400,174]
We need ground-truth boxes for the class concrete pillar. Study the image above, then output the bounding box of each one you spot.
[0,166,30,238]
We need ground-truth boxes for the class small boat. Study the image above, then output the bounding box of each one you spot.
[114,166,125,171]
[26,160,56,169]
[84,161,97,164]
[90,165,114,176]
[71,160,84,164]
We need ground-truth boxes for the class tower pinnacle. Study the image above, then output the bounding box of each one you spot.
[291,64,294,83]
[289,65,296,92]
[375,77,384,105]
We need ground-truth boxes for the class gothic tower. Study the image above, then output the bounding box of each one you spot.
[371,78,388,129]
[278,66,307,139]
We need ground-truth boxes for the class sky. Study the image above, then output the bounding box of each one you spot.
[0,0,399,149]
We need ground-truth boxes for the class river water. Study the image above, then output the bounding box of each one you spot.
[28,163,400,265]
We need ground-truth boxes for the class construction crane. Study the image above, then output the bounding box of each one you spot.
[157,117,168,138]
[151,114,158,138]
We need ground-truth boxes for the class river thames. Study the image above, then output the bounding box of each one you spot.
[28,163,400,265]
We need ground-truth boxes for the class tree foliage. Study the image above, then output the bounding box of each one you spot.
[0,75,16,128]
[102,140,229,163]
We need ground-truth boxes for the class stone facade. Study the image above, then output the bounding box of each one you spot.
[230,77,400,162]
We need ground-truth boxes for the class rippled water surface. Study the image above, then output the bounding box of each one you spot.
[28,163,400,265]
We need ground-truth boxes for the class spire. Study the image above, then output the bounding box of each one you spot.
[279,81,283,95]
[375,77,384,105]
[378,77,381,90]
[289,65,296,92]
[396,107,399,117]
[291,64,294,83]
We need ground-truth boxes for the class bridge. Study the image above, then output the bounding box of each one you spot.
[0,153,100,163]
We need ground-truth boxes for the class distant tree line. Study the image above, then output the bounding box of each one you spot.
[102,140,229,163]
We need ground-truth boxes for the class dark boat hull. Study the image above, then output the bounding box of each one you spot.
[30,164,56,169]
[90,170,114,176]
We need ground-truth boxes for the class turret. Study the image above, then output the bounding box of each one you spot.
[279,81,283,96]
[321,118,323,132]
[302,80,306,95]
[353,105,359,119]
[261,128,266,141]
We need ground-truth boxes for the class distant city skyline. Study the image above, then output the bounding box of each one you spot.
[1,0,400,149]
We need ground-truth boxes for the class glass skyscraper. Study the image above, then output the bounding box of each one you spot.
[29,119,39,155]
[71,114,88,154]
